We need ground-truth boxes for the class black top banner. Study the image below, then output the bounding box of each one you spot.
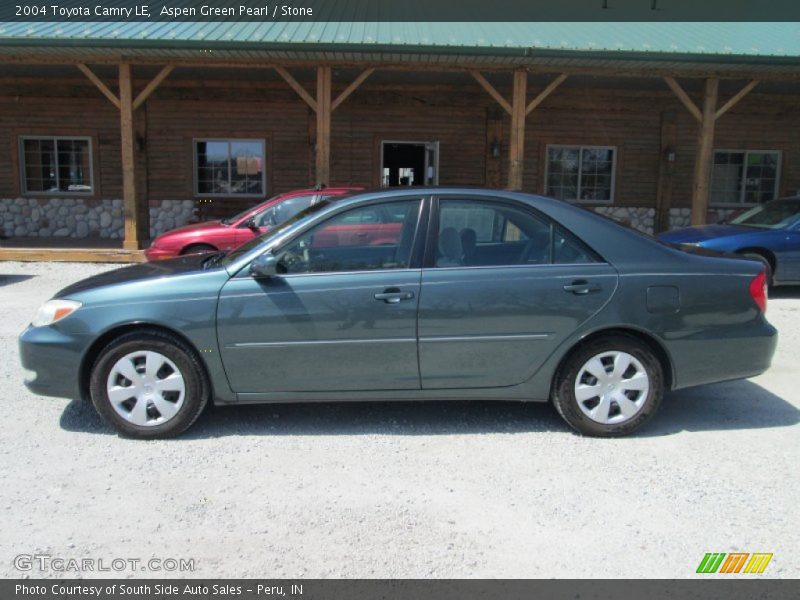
[2,0,800,23]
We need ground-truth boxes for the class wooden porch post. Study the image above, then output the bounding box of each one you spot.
[315,66,332,187]
[655,110,677,233]
[691,77,719,226]
[118,63,141,250]
[508,69,527,190]
[665,76,758,227]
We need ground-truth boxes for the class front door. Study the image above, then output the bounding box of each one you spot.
[218,198,425,393]
[417,197,618,389]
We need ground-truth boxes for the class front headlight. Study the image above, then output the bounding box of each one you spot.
[31,299,82,327]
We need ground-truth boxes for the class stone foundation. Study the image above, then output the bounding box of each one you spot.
[149,200,197,238]
[592,206,655,235]
[668,208,692,230]
[0,197,124,239]
[0,197,198,240]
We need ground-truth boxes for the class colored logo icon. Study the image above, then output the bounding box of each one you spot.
[696,552,773,574]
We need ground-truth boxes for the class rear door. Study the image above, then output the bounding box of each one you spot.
[417,196,618,389]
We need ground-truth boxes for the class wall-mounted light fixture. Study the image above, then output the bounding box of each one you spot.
[665,147,676,162]
[491,141,500,158]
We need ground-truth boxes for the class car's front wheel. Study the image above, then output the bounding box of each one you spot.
[89,330,209,438]
[552,335,664,437]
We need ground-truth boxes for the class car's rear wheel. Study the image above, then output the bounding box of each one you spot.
[180,243,217,256]
[89,330,209,438]
[552,335,663,437]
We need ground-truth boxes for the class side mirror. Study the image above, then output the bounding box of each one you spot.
[244,217,259,230]
[249,253,280,278]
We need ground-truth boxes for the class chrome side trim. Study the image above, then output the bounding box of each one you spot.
[420,333,551,342]
[229,338,415,348]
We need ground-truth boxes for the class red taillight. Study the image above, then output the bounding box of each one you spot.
[749,271,768,313]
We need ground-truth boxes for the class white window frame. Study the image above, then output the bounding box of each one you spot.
[193,138,267,198]
[544,144,617,204]
[19,135,94,196]
[711,149,781,207]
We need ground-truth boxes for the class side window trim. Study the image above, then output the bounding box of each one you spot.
[425,194,603,269]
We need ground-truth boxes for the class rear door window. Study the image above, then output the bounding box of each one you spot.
[435,198,598,267]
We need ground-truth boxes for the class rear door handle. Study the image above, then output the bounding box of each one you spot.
[563,280,601,295]
[374,287,415,304]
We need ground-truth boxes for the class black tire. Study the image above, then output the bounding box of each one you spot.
[552,334,664,437]
[89,330,209,438]
[741,252,773,287]
[180,243,217,256]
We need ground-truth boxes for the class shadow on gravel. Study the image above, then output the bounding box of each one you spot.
[644,380,799,436]
[770,285,800,299]
[60,379,798,439]
[0,274,35,286]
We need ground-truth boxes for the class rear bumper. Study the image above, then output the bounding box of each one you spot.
[144,246,178,261]
[667,321,778,390]
[19,325,89,400]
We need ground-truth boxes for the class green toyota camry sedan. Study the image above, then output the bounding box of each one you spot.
[19,188,777,438]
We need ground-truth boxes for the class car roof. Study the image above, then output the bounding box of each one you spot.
[281,186,364,196]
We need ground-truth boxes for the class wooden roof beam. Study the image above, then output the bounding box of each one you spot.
[470,70,512,115]
[274,66,317,111]
[132,64,174,110]
[76,63,120,109]
[331,67,375,112]
[526,73,568,115]
[715,79,759,120]
[663,76,702,122]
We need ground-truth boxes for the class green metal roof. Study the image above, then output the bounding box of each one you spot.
[1,22,800,58]
[1,22,799,78]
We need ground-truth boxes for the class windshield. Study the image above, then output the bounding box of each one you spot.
[220,194,281,225]
[729,199,800,229]
[219,199,332,265]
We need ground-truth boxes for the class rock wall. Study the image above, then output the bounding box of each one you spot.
[149,200,196,238]
[1,197,124,239]
[0,198,197,240]
[592,206,656,235]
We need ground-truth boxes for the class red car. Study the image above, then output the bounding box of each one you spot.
[145,187,361,261]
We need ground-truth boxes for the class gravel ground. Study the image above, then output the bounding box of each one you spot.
[0,261,798,579]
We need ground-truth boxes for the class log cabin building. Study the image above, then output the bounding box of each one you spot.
[0,21,799,260]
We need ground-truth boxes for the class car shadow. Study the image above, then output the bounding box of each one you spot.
[770,285,800,299]
[59,379,798,439]
[0,274,35,287]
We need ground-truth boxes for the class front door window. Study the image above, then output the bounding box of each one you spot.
[277,200,422,274]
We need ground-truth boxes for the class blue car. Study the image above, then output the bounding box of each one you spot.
[657,197,800,286]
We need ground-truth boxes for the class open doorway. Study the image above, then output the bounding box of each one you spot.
[380,141,439,187]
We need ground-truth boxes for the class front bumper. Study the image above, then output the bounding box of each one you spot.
[19,325,89,400]
[144,246,178,261]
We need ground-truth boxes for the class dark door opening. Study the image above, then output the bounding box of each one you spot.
[380,141,438,187]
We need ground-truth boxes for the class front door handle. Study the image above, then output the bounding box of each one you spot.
[563,280,601,295]
[374,287,415,304]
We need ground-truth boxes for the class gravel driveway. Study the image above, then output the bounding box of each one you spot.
[1,261,798,578]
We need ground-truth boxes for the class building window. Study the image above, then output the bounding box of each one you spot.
[20,136,93,195]
[711,150,780,205]
[194,139,266,197]
[545,145,616,203]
